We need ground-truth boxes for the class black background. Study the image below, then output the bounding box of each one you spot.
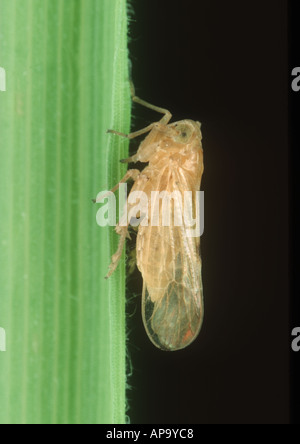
[289,0,300,426]
[126,0,291,424]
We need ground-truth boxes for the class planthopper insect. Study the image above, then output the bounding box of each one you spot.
[100,84,204,351]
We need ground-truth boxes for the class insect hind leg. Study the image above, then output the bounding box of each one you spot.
[103,169,140,278]
[105,226,128,279]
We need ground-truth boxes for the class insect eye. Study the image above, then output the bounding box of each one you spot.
[173,124,192,143]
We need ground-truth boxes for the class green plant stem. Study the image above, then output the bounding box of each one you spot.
[0,0,130,424]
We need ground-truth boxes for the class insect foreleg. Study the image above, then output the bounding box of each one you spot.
[107,122,157,140]
[107,83,172,141]
[130,81,172,125]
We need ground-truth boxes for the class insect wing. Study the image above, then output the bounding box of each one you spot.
[142,225,203,351]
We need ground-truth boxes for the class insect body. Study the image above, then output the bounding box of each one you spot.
[104,86,204,351]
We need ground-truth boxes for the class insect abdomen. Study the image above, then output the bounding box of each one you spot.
[142,279,203,351]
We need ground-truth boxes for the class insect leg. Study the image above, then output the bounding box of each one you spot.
[106,83,172,140]
[104,169,142,278]
[130,81,172,125]
[107,123,161,164]
[94,169,140,202]
[107,122,157,140]
[109,169,140,193]
[105,226,127,279]
[105,171,148,278]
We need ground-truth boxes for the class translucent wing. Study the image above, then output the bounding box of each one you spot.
[137,165,204,351]
[141,228,203,351]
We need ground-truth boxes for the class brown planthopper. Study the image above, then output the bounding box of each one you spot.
[99,84,204,351]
